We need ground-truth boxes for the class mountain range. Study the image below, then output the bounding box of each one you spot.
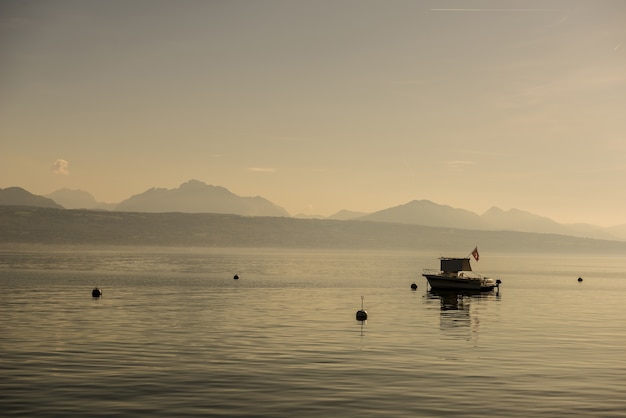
[114,179,289,216]
[1,179,626,241]
[356,200,626,241]
[0,187,63,209]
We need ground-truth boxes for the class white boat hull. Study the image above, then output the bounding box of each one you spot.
[423,274,497,291]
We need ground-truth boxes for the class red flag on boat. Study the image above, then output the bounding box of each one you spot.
[471,247,479,261]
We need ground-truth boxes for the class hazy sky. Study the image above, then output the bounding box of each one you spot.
[2,0,625,226]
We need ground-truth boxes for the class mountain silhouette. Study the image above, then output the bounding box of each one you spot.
[0,187,63,209]
[46,188,116,210]
[359,200,488,229]
[2,183,625,240]
[3,206,626,254]
[357,199,618,240]
[328,209,368,220]
[115,179,290,216]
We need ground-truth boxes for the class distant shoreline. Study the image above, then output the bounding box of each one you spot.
[2,206,626,254]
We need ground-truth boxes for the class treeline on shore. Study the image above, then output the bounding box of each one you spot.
[2,206,626,254]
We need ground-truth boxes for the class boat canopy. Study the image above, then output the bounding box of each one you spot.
[440,257,472,273]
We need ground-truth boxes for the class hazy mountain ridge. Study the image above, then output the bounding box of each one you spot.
[2,181,626,241]
[45,188,116,210]
[328,209,369,220]
[3,206,626,255]
[115,180,290,216]
[360,200,487,229]
[356,200,622,241]
[0,187,63,209]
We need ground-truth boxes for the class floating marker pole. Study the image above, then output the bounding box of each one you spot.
[356,295,368,321]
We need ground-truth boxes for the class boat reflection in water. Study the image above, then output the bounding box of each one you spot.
[425,288,500,340]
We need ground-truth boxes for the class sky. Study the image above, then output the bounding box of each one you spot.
[1,0,625,226]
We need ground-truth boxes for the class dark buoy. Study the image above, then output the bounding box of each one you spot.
[233,274,239,280]
[92,287,102,298]
[578,277,583,282]
[356,295,368,321]
[496,279,502,287]
[411,282,418,290]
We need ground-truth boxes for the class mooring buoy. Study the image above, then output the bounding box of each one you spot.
[578,277,583,282]
[411,282,418,290]
[233,274,239,280]
[356,295,368,321]
[92,287,102,298]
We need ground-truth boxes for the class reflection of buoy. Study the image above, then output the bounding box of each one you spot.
[92,287,102,298]
[356,295,368,321]
[578,277,583,282]
[411,282,418,290]
[233,274,239,280]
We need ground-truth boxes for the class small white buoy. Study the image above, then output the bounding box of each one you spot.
[92,287,102,298]
[411,282,418,290]
[233,274,239,280]
[356,295,368,321]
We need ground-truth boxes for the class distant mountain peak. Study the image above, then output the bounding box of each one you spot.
[115,180,289,217]
[482,206,557,223]
[359,199,485,229]
[46,188,116,210]
[328,209,368,220]
[179,179,211,189]
[176,180,233,196]
[0,187,63,209]
[483,206,505,215]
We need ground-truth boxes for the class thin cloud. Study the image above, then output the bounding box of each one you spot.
[248,167,276,173]
[445,160,475,170]
[52,159,70,175]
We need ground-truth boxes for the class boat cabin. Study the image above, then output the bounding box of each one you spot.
[440,257,472,273]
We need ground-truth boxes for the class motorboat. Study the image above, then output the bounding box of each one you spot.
[422,257,501,291]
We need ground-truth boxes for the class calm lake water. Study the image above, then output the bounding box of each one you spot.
[1,247,626,417]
